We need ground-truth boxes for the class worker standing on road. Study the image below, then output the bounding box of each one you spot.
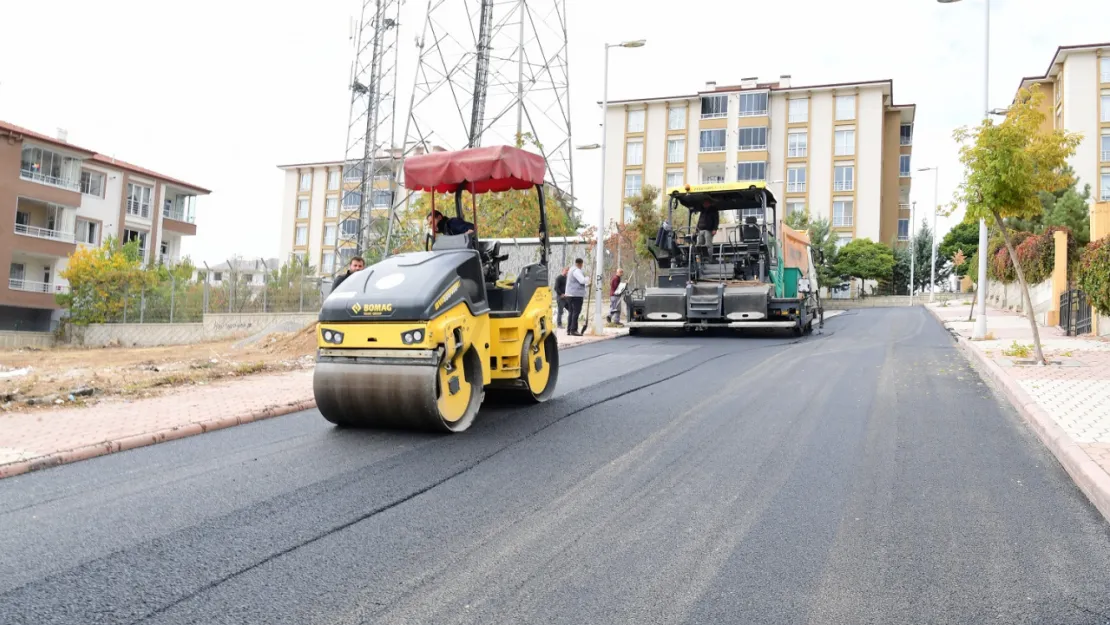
[695,206,718,262]
[607,268,624,325]
[554,266,569,328]
[331,256,365,292]
[565,258,588,336]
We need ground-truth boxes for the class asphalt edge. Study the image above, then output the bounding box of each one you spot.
[924,305,1110,524]
[0,332,623,480]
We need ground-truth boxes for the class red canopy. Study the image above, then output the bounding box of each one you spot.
[403,145,546,194]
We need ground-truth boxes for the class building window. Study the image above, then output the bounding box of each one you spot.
[900,154,912,177]
[213,272,223,282]
[738,92,768,117]
[123,229,148,260]
[343,191,361,207]
[371,190,393,207]
[701,94,727,119]
[624,172,642,198]
[786,200,806,217]
[627,109,645,133]
[834,164,854,191]
[324,224,337,246]
[295,225,308,246]
[344,164,362,182]
[789,98,808,123]
[703,173,725,184]
[626,139,644,166]
[76,219,99,245]
[788,131,807,158]
[1102,57,1110,83]
[297,198,310,219]
[835,95,856,121]
[300,172,312,191]
[623,206,635,223]
[1101,168,1110,201]
[668,106,686,130]
[738,127,767,151]
[736,161,766,182]
[126,183,153,218]
[340,219,359,237]
[900,124,913,146]
[322,252,336,273]
[834,129,855,156]
[699,129,726,152]
[836,233,853,249]
[325,197,339,218]
[667,138,685,163]
[666,170,684,190]
[898,218,910,241]
[833,200,854,227]
[1102,90,1110,123]
[328,171,340,190]
[787,166,806,193]
[80,170,105,197]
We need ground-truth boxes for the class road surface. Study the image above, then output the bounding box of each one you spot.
[2,307,1109,625]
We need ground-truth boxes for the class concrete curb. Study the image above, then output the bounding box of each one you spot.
[924,306,1110,523]
[0,398,318,481]
[0,332,624,481]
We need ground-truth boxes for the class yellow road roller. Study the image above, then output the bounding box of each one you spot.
[312,145,559,433]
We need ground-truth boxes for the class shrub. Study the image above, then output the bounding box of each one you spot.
[1077,235,1110,314]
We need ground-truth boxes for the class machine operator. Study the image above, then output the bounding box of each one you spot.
[428,210,475,237]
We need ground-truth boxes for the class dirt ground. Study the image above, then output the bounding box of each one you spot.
[0,323,318,412]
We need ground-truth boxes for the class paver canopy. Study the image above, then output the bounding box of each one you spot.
[403,145,546,194]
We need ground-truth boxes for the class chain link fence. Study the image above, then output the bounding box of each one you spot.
[101,275,331,324]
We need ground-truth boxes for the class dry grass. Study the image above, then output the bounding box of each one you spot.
[1,323,318,412]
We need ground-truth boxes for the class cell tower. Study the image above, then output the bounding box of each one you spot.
[383,0,575,251]
[337,0,402,263]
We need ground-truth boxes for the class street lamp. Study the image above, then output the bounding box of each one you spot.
[910,201,917,297]
[919,166,940,301]
[938,0,989,337]
[590,38,645,335]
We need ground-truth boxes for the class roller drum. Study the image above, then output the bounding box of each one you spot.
[313,359,480,432]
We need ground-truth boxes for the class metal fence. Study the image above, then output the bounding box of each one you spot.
[1060,289,1092,336]
[101,275,331,323]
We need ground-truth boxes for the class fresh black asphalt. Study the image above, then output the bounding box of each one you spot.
[1,307,1109,624]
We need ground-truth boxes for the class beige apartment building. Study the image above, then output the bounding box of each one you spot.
[1013,42,1110,202]
[1,120,208,331]
[602,75,915,248]
[277,145,443,276]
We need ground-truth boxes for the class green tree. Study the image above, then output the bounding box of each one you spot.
[952,84,1082,364]
[938,219,981,277]
[834,238,895,286]
[56,236,153,324]
[908,217,949,292]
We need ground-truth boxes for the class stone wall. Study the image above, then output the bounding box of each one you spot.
[986,278,1054,324]
[0,330,56,349]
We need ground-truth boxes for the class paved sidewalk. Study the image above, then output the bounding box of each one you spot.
[0,328,624,479]
[928,302,1110,522]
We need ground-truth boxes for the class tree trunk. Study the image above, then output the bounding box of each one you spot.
[967,279,976,322]
[991,210,1046,365]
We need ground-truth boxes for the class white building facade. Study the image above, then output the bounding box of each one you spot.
[602,76,915,248]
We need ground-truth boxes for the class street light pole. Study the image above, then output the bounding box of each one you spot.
[939,0,990,335]
[910,200,916,297]
[591,39,644,336]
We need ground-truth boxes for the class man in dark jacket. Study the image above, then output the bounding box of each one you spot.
[553,267,569,328]
[695,208,719,262]
[332,256,365,292]
[428,210,475,237]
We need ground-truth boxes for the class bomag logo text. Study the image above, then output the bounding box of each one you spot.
[434,280,461,311]
[351,302,393,316]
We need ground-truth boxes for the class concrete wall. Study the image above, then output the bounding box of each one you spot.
[986,278,1055,323]
[68,312,319,347]
[823,293,973,310]
[0,330,56,349]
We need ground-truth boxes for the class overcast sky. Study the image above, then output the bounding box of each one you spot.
[2,0,1107,264]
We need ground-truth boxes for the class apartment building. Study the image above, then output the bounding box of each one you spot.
[1013,43,1110,203]
[1,120,209,331]
[277,145,442,277]
[602,75,915,248]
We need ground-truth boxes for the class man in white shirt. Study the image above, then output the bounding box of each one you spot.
[565,257,589,335]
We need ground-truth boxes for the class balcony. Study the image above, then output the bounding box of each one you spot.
[1102,150,1110,162]
[699,145,726,153]
[163,193,197,223]
[15,223,75,243]
[899,203,910,211]
[788,148,807,158]
[900,136,913,146]
[19,145,82,192]
[8,278,68,295]
[787,182,806,193]
[834,181,854,192]
[14,198,77,248]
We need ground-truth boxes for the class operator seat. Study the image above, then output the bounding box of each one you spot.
[741,216,761,243]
